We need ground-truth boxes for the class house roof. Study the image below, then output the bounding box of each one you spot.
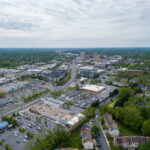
[81,133,92,140]
[104,113,118,129]
[115,136,150,145]
[83,138,93,144]
[81,128,91,135]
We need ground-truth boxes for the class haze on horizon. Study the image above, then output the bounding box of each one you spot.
[0,0,150,48]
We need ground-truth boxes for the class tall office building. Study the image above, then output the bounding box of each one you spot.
[93,52,100,61]
[80,52,85,59]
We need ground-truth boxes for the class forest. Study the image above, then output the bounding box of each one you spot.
[0,49,62,68]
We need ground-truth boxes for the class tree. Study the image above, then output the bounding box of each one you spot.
[54,126,68,144]
[100,105,112,115]
[66,100,72,108]
[140,106,150,119]
[26,131,34,138]
[26,131,30,137]
[123,107,143,131]
[19,127,25,133]
[112,107,125,121]
[1,115,17,127]
[91,100,99,108]
[11,119,17,127]
[100,116,104,125]
[26,127,68,150]
[0,92,5,98]
[0,140,3,146]
[44,120,48,128]
[36,116,41,122]
[30,133,34,138]
[91,124,100,134]
[90,79,101,85]
[75,84,80,90]
[4,144,9,150]
[139,141,150,150]
[142,120,150,136]
[12,113,16,117]
[109,89,119,97]
[115,88,134,107]
[83,107,95,119]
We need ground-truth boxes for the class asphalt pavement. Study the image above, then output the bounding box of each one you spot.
[53,59,76,91]
[0,59,77,117]
[95,108,110,150]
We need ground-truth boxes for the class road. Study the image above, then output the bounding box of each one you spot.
[53,59,76,91]
[0,59,77,117]
[95,108,110,150]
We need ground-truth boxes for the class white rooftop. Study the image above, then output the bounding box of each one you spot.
[68,113,85,125]
[80,77,88,82]
[81,84,105,92]
[80,66,94,70]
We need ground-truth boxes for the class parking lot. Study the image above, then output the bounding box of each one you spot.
[66,84,117,108]
[0,83,48,113]
[0,115,57,150]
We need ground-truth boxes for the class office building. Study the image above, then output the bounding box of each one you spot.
[79,66,99,78]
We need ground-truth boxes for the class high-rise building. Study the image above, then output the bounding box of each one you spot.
[93,52,100,61]
[80,52,85,59]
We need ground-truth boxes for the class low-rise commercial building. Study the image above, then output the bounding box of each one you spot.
[113,81,129,87]
[0,121,8,130]
[65,90,83,101]
[0,81,29,93]
[81,84,105,94]
[0,100,13,106]
[49,69,66,81]
[41,97,65,109]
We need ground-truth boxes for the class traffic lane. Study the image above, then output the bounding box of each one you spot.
[53,60,76,91]
[95,109,110,150]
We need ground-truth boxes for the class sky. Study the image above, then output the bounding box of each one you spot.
[0,0,150,48]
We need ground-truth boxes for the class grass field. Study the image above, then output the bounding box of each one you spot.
[108,97,118,108]
[61,127,83,149]
[147,101,150,107]
[118,122,140,136]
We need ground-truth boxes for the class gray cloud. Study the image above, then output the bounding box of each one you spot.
[0,0,150,47]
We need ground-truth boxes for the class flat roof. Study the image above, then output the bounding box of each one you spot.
[0,121,8,129]
[42,97,65,105]
[80,66,94,70]
[81,84,105,93]
[0,81,29,93]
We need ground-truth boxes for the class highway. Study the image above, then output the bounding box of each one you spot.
[95,108,110,150]
[0,59,77,117]
[53,59,76,91]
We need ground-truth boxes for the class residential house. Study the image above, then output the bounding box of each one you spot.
[114,136,150,149]
[81,123,94,150]
[104,113,120,138]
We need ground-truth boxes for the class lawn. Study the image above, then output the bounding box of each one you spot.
[60,127,83,149]
[147,101,150,107]
[108,98,118,108]
[118,122,141,136]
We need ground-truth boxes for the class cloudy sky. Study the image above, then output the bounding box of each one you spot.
[0,0,150,48]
